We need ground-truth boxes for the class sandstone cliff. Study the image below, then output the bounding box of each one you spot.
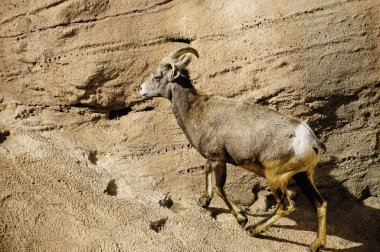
[1,0,379,251]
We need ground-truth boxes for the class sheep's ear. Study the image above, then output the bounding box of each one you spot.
[170,67,181,81]
[162,60,182,81]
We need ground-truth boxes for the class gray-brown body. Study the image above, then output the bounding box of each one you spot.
[179,95,299,166]
[139,47,327,252]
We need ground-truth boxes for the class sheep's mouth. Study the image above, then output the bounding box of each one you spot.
[139,88,148,96]
[139,83,148,96]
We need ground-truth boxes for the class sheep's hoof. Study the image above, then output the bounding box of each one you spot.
[197,196,211,208]
[237,216,248,228]
[307,247,319,252]
[309,239,324,252]
[247,225,267,237]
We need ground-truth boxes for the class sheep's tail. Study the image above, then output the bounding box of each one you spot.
[317,140,327,153]
[302,122,327,153]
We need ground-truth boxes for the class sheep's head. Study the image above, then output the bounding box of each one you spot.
[139,47,199,98]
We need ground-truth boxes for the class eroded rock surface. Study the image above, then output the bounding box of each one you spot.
[1,0,379,251]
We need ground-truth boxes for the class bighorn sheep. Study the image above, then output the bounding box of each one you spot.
[139,47,327,252]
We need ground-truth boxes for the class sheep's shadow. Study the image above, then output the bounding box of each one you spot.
[253,234,310,249]
[206,207,232,220]
[208,208,312,250]
[245,161,380,251]
[208,206,269,219]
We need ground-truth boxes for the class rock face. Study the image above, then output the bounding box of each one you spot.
[1,0,379,251]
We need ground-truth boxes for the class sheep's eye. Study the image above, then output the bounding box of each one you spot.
[153,74,161,81]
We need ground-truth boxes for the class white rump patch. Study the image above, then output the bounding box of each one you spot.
[293,123,317,157]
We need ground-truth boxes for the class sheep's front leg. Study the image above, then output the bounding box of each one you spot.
[212,161,248,228]
[197,160,213,208]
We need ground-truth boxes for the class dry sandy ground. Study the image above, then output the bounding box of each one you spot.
[1,0,380,251]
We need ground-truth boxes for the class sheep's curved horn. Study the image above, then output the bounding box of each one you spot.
[168,47,199,59]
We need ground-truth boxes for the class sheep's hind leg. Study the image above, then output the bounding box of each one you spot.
[293,171,327,252]
[248,182,295,236]
[197,160,213,208]
[212,161,248,228]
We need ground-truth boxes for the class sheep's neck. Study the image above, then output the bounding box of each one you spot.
[170,84,198,136]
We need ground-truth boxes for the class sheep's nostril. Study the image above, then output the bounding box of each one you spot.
[140,86,142,90]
